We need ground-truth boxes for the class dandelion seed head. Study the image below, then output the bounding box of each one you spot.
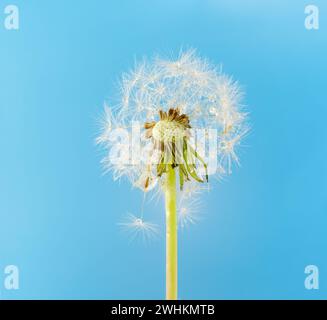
[98,49,248,192]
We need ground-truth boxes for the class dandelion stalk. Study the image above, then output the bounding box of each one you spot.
[165,165,177,300]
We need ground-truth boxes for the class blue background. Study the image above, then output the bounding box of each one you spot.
[0,0,326,299]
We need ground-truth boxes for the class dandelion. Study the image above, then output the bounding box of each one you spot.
[97,49,248,299]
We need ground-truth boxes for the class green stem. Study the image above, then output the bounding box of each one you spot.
[165,165,178,300]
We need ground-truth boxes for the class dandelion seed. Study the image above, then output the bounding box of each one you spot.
[179,180,210,199]
[178,197,202,229]
[118,214,159,242]
[219,128,249,174]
